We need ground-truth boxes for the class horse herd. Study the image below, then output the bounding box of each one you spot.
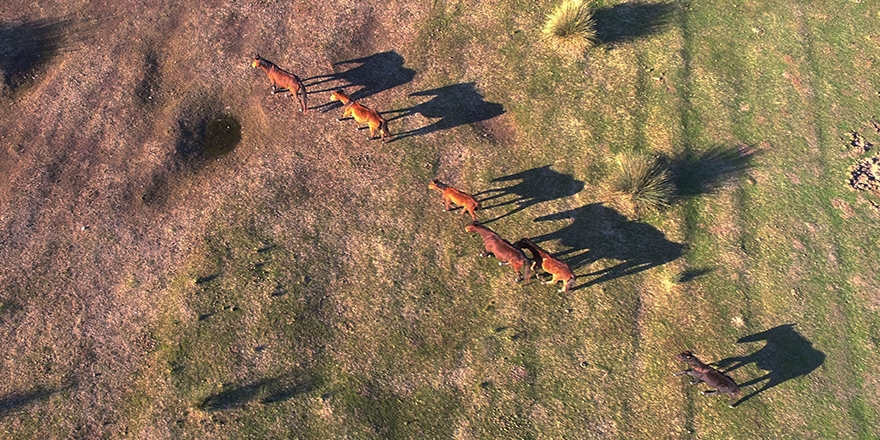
[252,53,575,293]
[252,54,742,407]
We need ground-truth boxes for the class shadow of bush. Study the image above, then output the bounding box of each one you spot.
[665,144,757,198]
[592,2,676,45]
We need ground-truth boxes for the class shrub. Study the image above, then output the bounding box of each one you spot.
[607,153,673,212]
[543,0,597,50]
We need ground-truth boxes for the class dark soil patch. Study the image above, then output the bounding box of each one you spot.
[134,47,163,108]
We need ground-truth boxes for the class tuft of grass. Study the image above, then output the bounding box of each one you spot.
[607,153,673,213]
[542,0,596,50]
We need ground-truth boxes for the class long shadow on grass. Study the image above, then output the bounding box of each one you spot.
[0,17,90,97]
[531,203,684,289]
[592,2,677,45]
[665,144,757,198]
[384,83,505,141]
[715,324,825,407]
[475,165,583,223]
[201,374,319,411]
[0,383,74,418]
[305,51,416,109]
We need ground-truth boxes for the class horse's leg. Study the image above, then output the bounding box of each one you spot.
[444,198,452,212]
[673,369,692,377]
[700,389,719,396]
[686,371,704,385]
[480,251,494,258]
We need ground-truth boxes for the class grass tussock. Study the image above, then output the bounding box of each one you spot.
[542,0,597,50]
[606,153,673,213]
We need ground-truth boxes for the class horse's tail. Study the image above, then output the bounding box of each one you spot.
[299,82,308,113]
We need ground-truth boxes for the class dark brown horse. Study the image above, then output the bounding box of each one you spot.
[674,351,741,407]
[252,55,308,113]
[514,238,575,292]
[465,222,530,283]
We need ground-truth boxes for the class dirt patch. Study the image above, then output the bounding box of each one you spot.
[831,198,855,219]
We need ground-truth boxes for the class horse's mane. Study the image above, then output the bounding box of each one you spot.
[430,179,450,190]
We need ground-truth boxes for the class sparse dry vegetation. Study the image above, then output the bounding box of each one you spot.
[606,152,673,213]
[542,0,597,51]
[1,0,879,438]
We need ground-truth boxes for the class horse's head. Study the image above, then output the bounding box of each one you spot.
[329,90,347,102]
[465,222,479,233]
[675,351,696,364]
[428,179,446,191]
[251,55,262,68]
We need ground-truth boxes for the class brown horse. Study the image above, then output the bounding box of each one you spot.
[329,90,391,142]
[428,179,481,221]
[252,55,308,113]
[465,222,530,283]
[674,351,742,407]
[514,238,575,292]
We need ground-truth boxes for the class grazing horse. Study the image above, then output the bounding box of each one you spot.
[465,222,530,283]
[674,351,741,408]
[329,90,391,142]
[252,55,308,113]
[513,238,575,292]
[428,179,481,221]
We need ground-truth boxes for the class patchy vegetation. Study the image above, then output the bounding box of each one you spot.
[1,0,879,438]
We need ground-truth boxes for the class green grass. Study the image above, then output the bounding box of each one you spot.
[3,0,880,438]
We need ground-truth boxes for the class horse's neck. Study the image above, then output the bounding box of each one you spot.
[259,61,275,74]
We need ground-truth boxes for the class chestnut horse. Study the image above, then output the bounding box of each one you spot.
[514,238,575,292]
[428,179,481,221]
[465,222,530,283]
[329,90,391,142]
[674,351,741,407]
[252,55,308,113]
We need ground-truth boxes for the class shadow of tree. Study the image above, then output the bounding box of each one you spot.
[0,18,79,95]
[201,374,318,411]
[531,203,684,288]
[386,82,505,141]
[715,324,825,407]
[592,2,677,45]
[305,51,416,106]
[0,383,73,418]
[475,165,583,223]
[665,144,757,198]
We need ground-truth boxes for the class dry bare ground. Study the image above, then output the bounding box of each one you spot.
[2,0,880,438]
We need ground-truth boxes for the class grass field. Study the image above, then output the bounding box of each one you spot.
[1,0,879,438]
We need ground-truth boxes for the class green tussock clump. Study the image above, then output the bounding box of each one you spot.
[607,153,673,213]
[542,0,596,50]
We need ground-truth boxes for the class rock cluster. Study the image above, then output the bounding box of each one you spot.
[849,154,880,192]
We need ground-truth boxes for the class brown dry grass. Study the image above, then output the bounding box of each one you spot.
[2,0,880,438]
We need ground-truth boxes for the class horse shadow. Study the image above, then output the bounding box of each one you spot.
[475,165,583,223]
[715,324,825,407]
[531,203,684,288]
[665,144,757,199]
[200,374,318,411]
[592,2,677,45]
[386,82,505,141]
[304,51,416,107]
[0,18,81,95]
[0,382,75,418]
